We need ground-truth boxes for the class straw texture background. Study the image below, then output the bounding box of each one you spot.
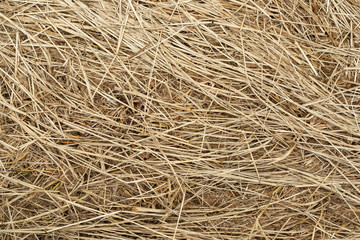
[1,0,360,239]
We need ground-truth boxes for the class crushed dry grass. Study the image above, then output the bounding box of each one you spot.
[1,0,360,239]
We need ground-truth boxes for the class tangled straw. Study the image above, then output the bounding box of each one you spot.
[1,0,360,239]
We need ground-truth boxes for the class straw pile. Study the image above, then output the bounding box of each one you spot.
[1,0,360,239]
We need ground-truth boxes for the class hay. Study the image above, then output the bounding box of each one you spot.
[0,0,360,239]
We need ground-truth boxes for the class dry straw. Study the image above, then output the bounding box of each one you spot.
[0,0,360,239]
